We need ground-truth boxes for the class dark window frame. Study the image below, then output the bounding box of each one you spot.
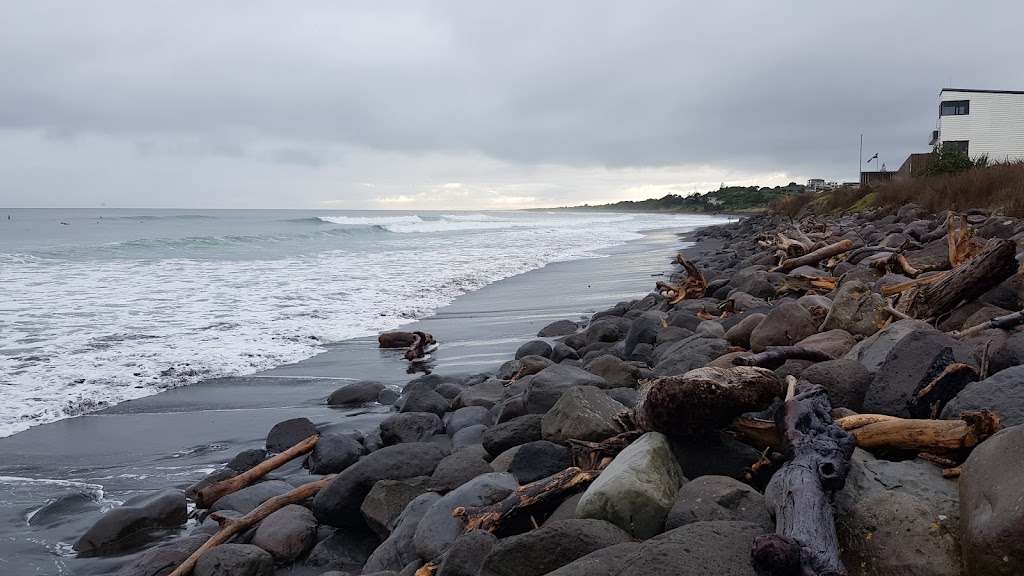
[940,100,970,116]
[944,140,970,153]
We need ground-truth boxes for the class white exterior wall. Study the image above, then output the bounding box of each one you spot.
[938,90,1024,161]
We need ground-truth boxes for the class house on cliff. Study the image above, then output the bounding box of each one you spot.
[929,88,1024,162]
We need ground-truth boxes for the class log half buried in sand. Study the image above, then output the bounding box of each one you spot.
[453,467,598,534]
[193,434,320,509]
[169,473,336,576]
[635,366,784,440]
[770,239,854,273]
[751,379,856,576]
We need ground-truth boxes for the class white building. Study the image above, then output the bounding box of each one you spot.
[929,88,1024,161]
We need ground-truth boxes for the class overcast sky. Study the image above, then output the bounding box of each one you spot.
[1,2,1021,210]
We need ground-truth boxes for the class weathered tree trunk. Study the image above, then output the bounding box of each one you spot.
[778,275,840,296]
[194,435,320,509]
[733,347,835,370]
[751,379,855,576]
[636,367,784,440]
[404,331,436,360]
[379,331,418,348]
[770,239,854,273]
[839,410,999,453]
[170,473,336,576]
[453,467,598,533]
[895,238,1016,319]
[950,309,1024,339]
[656,253,707,304]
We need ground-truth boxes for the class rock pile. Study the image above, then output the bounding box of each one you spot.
[72,206,1024,576]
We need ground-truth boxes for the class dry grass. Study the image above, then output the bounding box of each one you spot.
[823,186,870,213]
[871,162,1024,217]
[770,192,816,218]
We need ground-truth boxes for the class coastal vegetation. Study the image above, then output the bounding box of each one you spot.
[557,184,807,214]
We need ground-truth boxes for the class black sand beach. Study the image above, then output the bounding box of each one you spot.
[0,226,716,575]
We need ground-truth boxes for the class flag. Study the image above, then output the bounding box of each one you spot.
[868,153,878,161]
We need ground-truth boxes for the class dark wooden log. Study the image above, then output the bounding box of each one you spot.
[895,238,1016,319]
[770,239,854,273]
[453,467,598,533]
[379,331,418,348]
[404,331,436,360]
[657,253,707,304]
[778,275,839,296]
[194,435,320,509]
[733,347,835,370]
[636,367,784,440]
[950,308,1024,339]
[751,379,855,576]
[566,431,642,470]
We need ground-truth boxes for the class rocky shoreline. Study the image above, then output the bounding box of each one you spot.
[61,205,1024,576]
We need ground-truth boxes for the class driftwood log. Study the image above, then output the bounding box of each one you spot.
[751,379,856,576]
[655,253,707,304]
[778,275,839,296]
[770,239,854,273]
[635,367,784,440]
[194,435,320,509]
[566,431,642,470]
[733,346,835,370]
[379,331,418,348]
[946,211,984,267]
[950,309,1024,339]
[404,331,436,360]
[453,467,598,533]
[895,238,1016,319]
[169,473,336,576]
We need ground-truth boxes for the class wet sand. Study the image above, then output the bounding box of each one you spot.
[0,226,720,575]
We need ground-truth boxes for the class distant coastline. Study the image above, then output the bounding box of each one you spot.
[530,183,808,215]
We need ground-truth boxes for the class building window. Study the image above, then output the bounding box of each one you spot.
[940,100,970,116]
[944,140,969,153]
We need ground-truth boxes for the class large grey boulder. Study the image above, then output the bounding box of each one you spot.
[455,380,506,410]
[615,521,763,576]
[844,319,937,372]
[250,504,317,563]
[361,477,430,539]
[576,432,684,539]
[837,491,961,576]
[428,450,494,492]
[959,425,1024,575]
[515,340,553,359]
[623,311,665,356]
[665,475,771,531]
[989,331,1024,375]
[821,280,890,337]
[507,441,571,484]
[400,390,450,417]
[542,542,642,576]
[584,355,643,389]
[308,433,365,475]
[363,493,442,573]
[379,413,445,446]
[304,528,379,572]
[436,530,497,576]
[73,489,188,557]
[451,424,488,447]
[266,417,319,453]
[725,313,765,349]
[796,329,857,359]
[226,449,266,473]
[748,302,817,353]
[195,544,274,576]
[538,319,579,337]
[835,449,960,524]
[478,519,634,576]
[541,386,625,444]
[413,473,519,561]
[313,443,446,528]
[445,406,494,436]
[328,380,387,405]
[801,359,873,412]
[942,365,1024,427]
[653,337,729,376]
[481,415,543,457]
[210,481,293,514]
[114,533,210,576]
[523,365,607,413]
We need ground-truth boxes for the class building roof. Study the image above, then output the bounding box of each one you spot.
[941,88,1024,96]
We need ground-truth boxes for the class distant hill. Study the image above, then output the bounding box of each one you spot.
[547,184,807,213]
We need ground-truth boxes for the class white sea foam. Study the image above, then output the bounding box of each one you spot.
[0,211,729,437]
[318,215,424,225]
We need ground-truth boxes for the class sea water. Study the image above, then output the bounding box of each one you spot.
[0,208,728,437]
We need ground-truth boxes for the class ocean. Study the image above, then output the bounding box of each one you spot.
[0,208,730,438]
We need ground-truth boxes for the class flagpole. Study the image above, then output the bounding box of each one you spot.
[859,134,863,186]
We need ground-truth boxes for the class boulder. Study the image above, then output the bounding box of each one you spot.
[361,477,430,539]
[400,390,450,417]
[801,359,873,412]
[615,521,762,576]
[696,320,726,339]
[435,382,467,400]
[749,302,818,353]
[835,449,960,524]
[550,342,580,364]
[724,313,765,349]
[989,332,1024,376]
[942,365,1024,427]
[478,519,634,576]
[506,441,572,484]
[576,432,684,539]
[544,493,583,525]
[653,337,730,376]
[266,417,319,453]
[665,475,771,531]
[29,491,101,527]
[584,355,643,389]
[796,329,857,359]
[328,380,387,406]
[304,528,379,572]
[378,388,400,406]
[446,406,494,436]
[114,533,210,576]
[844,319,937,373]
[195,544,274,576]
[838,491,961,576]
[960,425,1024,575]
[455,380,506,410]
[437,530,498,576]
[605,387,638,409]
[413,473,519,561]
[623,311,665,356]
[379,413,445,446]
[451,424,488,447]
[250,504,317,563]
[226,449,267,473]
[313,443,446,528]
[210,481,293,515]
[73,489,188,557]
[540,386,625,444]
[482,415,543,457]
[403,374,444,394]
[363,493,441,573]
[524,365,607,413]
[585,322,621,346]
[515,340,553,359]
[538,320,579,337]
[428,450,494,492]
[670,433,763,481]
[542,542,642,576]
[308,433,365,475]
